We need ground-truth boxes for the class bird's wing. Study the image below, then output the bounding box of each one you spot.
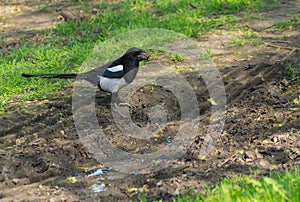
[78,62,114,85]
[102,65,124,79]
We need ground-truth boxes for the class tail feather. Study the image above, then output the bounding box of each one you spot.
[21,73,77,79]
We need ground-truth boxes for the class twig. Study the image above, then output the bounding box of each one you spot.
[265,42,300,51]
[217,151,240,168]
[281,48,298,62]
[265,43,299,63]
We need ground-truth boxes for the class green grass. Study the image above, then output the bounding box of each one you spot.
[0,0,278,113]
[285,63,298,79]
[274,14,300,30]
[37,2,50,12]
[138,168,300,202]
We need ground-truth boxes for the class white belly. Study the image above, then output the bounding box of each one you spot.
[99,76,128,93]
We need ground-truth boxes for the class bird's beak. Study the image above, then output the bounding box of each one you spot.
[138,52,150,60]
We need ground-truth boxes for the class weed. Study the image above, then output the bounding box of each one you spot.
[143,85,155,93]
[198,51,211,60]
[235,51,242,56]
[275,21,293,30]
[285,63,298,79]
[230,37,264,47]
[37,2,50,12]
[137,194,147,202]
[274,14,300,30]
[150,50,166,59]
[169,54,185,63]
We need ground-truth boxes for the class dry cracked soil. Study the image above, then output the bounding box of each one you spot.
[0,0,300,201]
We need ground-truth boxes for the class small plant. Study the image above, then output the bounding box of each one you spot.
[150,50,165,59]
[137,193,147,202]
[169,54,185,63]
[235,51,241,56]
[285,63,298,79]
[37,2,50,12]
[230,29,264,47]
[143,85,155,93]
[244,29,256,39]
[198,51,210,60]
[275,21,293,30]
[274,14,300,30]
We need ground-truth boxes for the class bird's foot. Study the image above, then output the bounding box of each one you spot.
[118,102,136,108]
[115,96,133,108]
[112,95,135,116]
[113,102,127,117]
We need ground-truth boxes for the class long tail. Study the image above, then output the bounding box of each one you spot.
[21,73,77,79]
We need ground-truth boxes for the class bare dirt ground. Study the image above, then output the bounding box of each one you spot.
[0,0,300,201]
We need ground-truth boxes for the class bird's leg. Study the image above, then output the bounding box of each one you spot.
[113,92,133,108]
[111,92,118,104]
[111,92,128,117]
[112,93,123,116]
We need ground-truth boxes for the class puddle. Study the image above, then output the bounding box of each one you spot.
[90,182,106,192]
[75,165,126,193]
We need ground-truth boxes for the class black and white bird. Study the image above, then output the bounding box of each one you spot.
[22,47,150,110]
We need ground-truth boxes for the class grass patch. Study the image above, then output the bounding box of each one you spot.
[0,0,278,113]
[138,168,300,202]
[274,14,300,30]
[285,63,298,79]
[169,53,185,63]
[37,2,50,12]
[229,28,265,46]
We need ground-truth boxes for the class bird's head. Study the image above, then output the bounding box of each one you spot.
[124,47,150,62]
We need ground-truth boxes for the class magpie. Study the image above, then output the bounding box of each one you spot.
[22,47,150,111]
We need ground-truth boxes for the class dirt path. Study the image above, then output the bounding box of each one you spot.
[0,0,103,39]
[0,0,300,201]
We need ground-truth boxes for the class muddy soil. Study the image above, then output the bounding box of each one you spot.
[0,0,300,201]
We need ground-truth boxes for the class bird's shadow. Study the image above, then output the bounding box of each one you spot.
[95,91,112,108]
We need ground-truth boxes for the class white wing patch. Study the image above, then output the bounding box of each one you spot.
[107,65,123,72]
